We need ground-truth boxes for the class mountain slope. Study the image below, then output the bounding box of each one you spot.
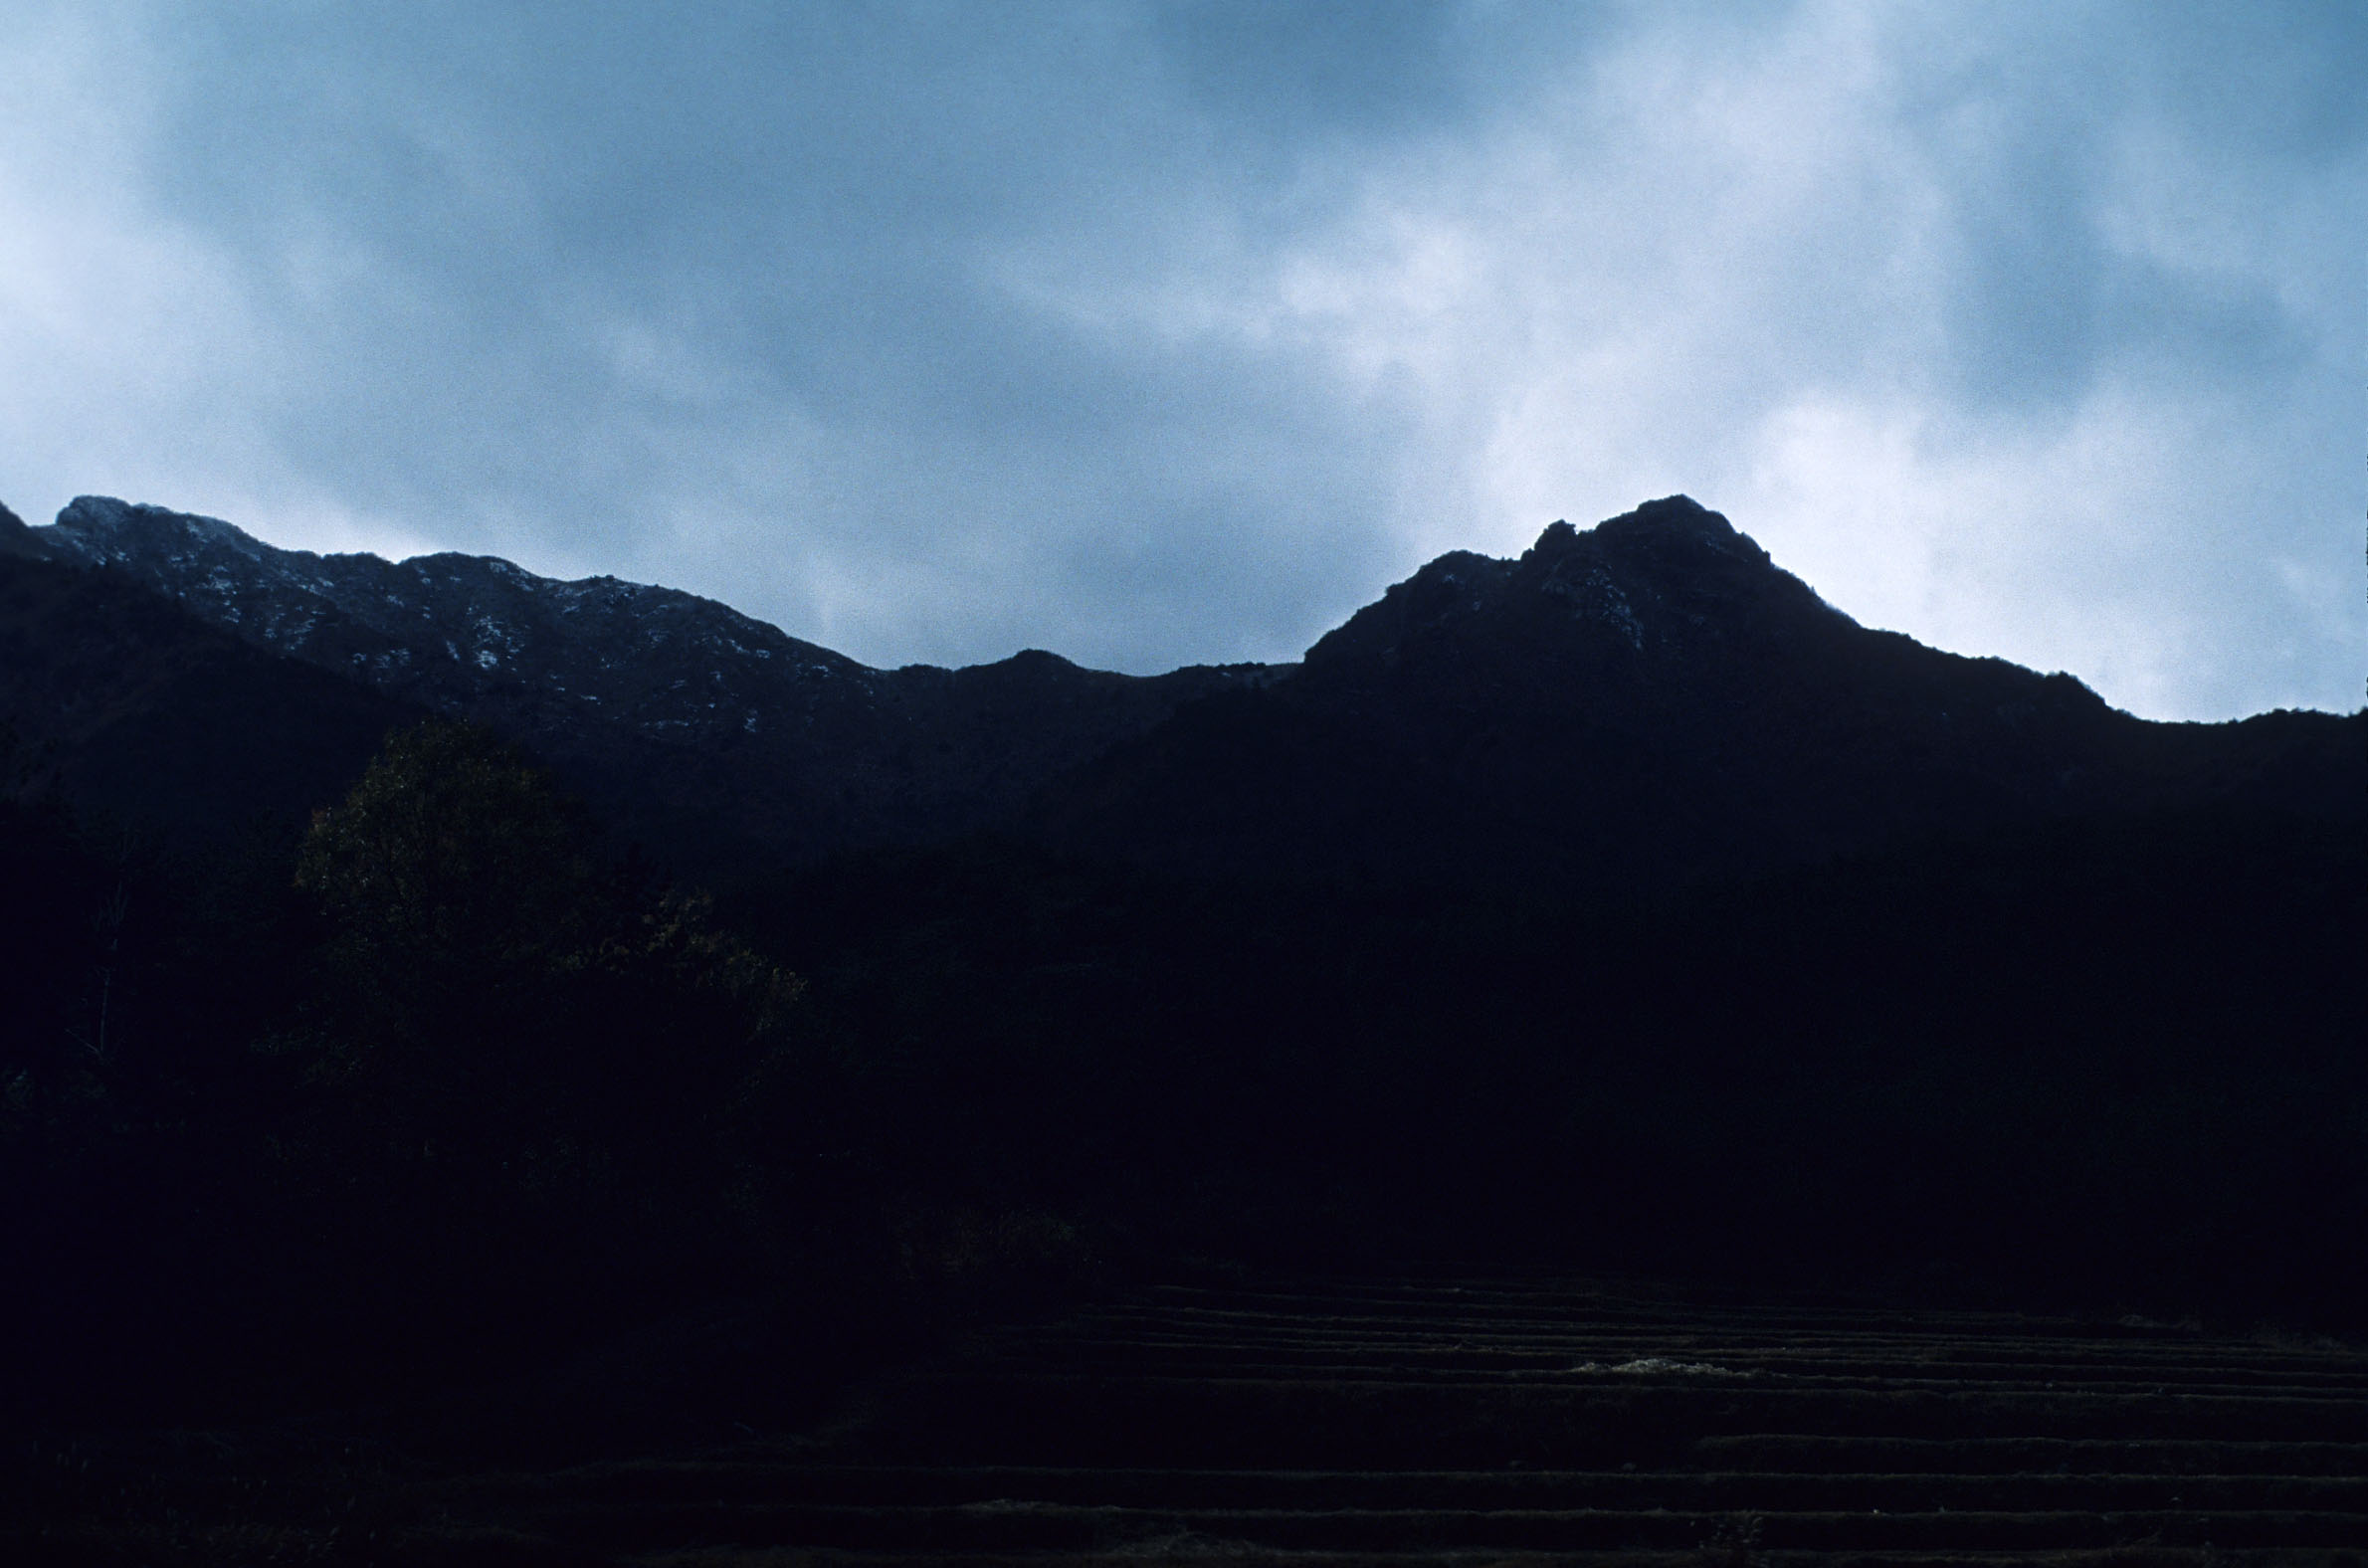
[32,496,1269,868]
[0,543,418,843]
[1038,496,2360,892]
[25,492,2359,891]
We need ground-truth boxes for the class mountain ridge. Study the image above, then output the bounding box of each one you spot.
[1034,494,2358,891]
[28,494,1271,867]
[17,491,2360,890]
[0,541,419,840]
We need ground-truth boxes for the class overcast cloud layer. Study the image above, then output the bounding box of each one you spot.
[2,1,2360,718]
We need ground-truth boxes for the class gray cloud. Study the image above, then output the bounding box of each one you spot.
[0,0,2358,717]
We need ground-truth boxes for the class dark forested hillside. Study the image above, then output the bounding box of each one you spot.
[0,545,418,842]
[731,797,2365,1320]
[2,486,2361,1468]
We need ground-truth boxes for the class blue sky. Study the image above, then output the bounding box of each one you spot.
[2,1,2360,718]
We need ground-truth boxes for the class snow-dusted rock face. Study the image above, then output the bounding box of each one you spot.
[37,496,1272,867]
[44,496,884,737]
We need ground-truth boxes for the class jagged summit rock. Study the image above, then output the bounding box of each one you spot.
[47,494,882,727]
[57,494,247,549]
[1304,495,1862,680]
[1590,490,1739,540]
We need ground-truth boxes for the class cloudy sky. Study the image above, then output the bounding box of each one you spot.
[2,1,2359,719]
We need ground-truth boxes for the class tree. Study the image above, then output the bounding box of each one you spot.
[282,719,803,1339]
[296,717,598,1031]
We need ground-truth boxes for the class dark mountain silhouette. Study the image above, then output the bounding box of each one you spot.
[0,537,417,842]
[1039,496,2360,892]
[0,496,43,558]
[27,495,1268,867]
[15,492,2359,886]
[4,484,2363,1509]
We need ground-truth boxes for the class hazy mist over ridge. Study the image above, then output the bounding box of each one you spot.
[1,0,2360,720]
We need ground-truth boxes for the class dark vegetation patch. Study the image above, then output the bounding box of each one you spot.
[729,796,2364,1324]
[1,703,2359,1561]
[5,703,2361,1432]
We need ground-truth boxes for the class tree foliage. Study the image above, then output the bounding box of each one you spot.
[278,719,806,1342]
[296,716,601,1006]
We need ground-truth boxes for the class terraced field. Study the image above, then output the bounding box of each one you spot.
[410,1278,2368,1566]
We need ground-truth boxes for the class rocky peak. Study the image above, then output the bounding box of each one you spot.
[54,495,272,571]
[1305,497,1827,673]
[1529,496,1833,647]
[38,495,880,719]
[1591,492,1741,545]
[1520,494,1745,569]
